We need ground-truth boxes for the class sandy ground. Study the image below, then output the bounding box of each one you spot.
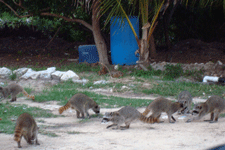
[0,80,225,150]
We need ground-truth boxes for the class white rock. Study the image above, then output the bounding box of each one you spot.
[60,70,79,81]
[114,65,119,70]
[39,67,56,79]
[121,86,129,90]
[51,71,66,80]
[0,67,12,78]
[13,68,29,77]
[217,60,223,65]
[20,69,39,79]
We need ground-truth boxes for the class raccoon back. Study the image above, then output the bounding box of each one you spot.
[178,91,192,102]
[206,95,225,111]
[118,106,158,123]
[142,97,172,116]
[14,113,37,142]
[69,93,97,109]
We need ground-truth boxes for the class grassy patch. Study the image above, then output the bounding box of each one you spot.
[38,129,58,137]
[57,63,100,73]
[0,102,57,134]
[35,82,153,108]
[67,131,81,134]
[130,68,162,78]
[9,72,17,81]
[220,113,225,118]
[78,118,91,123]
[142,81,225,98]
[163,64,183,80]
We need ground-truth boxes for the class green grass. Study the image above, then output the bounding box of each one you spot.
[35,85,153,108]
[40,63,101,73]
[67,131,81,134]
[38,129,58,137]
[0,102,57,134]
[142,81,225,98]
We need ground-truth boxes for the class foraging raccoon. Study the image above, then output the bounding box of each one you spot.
[0,83,35,102]
[59,93,100,118]
[102,106,159,130]
[178,91,193,114]
[14,113,40,148]
[186,95,225,123]
[142,97,184,123]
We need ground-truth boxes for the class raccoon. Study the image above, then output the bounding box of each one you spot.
[59,93,100,118]
[102,106,159,130]
[142,97,184,123]
[0,83,35,102]
[14,113,40,148]
[178,91,193,114]
[186,95,225,123]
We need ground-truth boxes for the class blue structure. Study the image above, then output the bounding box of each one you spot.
[78,45,99,63]
[110,16,139,65]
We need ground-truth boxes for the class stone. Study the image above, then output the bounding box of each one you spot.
[60,70,79,81]
[0,67,12,78]
[39,67,56,80]
[20,69,40,79]
[13,68,29,77]
[51,71,66,80]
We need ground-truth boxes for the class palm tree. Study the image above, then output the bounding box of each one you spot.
[100,0,225,64]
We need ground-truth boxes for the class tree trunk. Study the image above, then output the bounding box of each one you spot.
[92,0,110,65]
[139,26,149,62]
[149,35,156,59]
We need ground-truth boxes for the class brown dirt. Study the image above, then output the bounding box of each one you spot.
[0,36,225,68]
[1,93,225,150]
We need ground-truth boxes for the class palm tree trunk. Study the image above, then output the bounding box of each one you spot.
[92,0,110,65]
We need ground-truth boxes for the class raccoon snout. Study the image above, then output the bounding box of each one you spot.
[101,118,109,123]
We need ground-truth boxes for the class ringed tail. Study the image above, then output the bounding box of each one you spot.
[22,90,35,100]
[59,102,71,114]
[140,115,159,124]
[142,109,151,116]
[14,126,22,142]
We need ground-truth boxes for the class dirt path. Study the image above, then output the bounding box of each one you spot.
[1,97,225,150]
[0,79,225,150]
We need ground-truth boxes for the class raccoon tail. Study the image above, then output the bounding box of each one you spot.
[14,126,22,142]
[59,102,71,114]
[22,90,35,100]
[142,108,151,116]
[140,115,159,124]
